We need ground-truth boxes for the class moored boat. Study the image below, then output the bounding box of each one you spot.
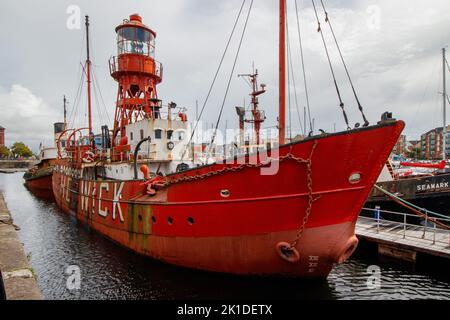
[24,111,69,201]
[52,4,404,278]
[24,145,57,201]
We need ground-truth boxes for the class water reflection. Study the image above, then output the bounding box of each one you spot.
[0,173,449,300]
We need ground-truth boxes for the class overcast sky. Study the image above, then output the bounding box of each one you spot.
[0,0,449,151]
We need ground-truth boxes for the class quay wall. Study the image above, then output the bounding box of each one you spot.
[0,192,41,300]
[0,160,37,169]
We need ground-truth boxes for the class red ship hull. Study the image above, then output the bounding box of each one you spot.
[24,171,55,201]
[52,121,404,278]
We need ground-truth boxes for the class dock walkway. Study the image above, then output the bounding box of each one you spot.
[356,209,450,262]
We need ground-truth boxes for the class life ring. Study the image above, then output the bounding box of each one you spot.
[179,113,188,122]
[336,235,359,264]
[167,141,175,151]
[82,151,95,163]
[276,242,300,264]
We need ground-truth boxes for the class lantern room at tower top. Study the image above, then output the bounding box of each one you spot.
[116,14,156,58]
[109,13,164,147]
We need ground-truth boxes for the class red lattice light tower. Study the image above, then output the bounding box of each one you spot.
[109,14,163,147]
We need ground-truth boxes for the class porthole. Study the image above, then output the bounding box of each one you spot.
[167,217,173,225]
[151,216,156,224]
[221,189,230,198]
[138,214,143,222]
[187,217,195,225]
[349,172,362,184]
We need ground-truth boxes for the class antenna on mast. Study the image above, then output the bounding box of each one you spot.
[443,47,447,161]
[85,15,93,139]
[63,95,67,130]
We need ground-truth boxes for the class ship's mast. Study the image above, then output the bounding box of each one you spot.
[443,47,447,161]
[63,95,67,130]
[279,0,286,145]
[85,15,93,137]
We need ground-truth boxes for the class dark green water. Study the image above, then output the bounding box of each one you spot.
[1,172,449,300]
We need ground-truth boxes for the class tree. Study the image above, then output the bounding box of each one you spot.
[0,145,10,159]
[11,142,33,158]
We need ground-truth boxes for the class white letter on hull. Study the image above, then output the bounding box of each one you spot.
[113,182,125,222]
[81,181,92,213]
[66,177,72,204]
[98,183,109,217]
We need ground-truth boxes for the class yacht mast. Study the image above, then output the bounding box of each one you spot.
[443,47,447,160]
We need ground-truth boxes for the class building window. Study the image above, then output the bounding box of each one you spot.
[130,132,134,141]
[140,129,144,140]
[167,130,173,140]
[178,131,185,141]
[155,129,162,139]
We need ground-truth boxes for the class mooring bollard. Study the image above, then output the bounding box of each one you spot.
[403,213,407,239]
[433,221,437,245]
[375,206,381,234]
[423,211,428,239]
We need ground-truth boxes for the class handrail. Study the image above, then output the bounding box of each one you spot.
[56,128,75,159]
[362,208,450,224]
[67,128,89,149]
[109,56,163,79]
[360,207,450,245]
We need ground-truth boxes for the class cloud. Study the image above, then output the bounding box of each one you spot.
[0,85,58,151]
[0,0,449,146]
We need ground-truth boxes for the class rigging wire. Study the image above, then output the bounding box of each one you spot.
[294,0,313,134]
[285,5,294,140]
[91,71,105,130]
[287,42,293,140]
[92,67,112,126]
[319,0,369,127]
[68,65,85,130]
[409,55,442,134]
[209,0,254,150]
[312,0,351,130]
[67,27,87,131]
[182,0,247,159]
[288,41,304,137]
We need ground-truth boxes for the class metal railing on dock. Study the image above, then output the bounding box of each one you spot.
[359,207,450,246]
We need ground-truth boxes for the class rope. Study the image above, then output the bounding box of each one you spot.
[294,0,313,135]
[92,67,112,126]
[68,65,85,129]
[319,0,369,127]
[209,0,254,150]
[374,185,450,221]
[182,0,247,160]
[311,0,351,130]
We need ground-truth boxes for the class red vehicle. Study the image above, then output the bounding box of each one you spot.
[53,5,404,278]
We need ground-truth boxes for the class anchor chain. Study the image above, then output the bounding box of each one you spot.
[158,142,318,188]
[275,141,320,264]
[288,141,320,249]
[146,140,320,254]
